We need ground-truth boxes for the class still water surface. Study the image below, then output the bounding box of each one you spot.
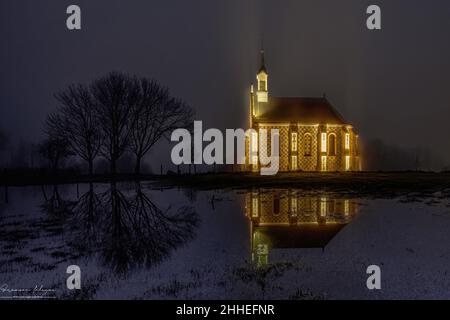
[1,183,449,299]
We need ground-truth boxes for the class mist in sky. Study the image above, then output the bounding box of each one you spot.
[1,0,450,170]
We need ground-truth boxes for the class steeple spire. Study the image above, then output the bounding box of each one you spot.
[256,44,268,103]
[258,43,267,74]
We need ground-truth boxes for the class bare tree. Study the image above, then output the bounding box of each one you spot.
[129,79,194,174]
[38,137,73,171]
[39,113,73,170]
[91,72,140,175]
[54,84,101,175]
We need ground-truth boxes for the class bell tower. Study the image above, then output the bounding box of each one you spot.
[256,49,268,103]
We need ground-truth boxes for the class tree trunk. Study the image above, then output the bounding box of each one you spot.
[88,183,94,219]
[135,156,142,175]
[88,159,94,176]
[110,159,117,177]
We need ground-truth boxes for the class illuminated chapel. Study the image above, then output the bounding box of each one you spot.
[246,50,361,172]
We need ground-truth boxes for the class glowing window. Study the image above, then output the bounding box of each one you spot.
[291,155,298,171]
[321,132,327,153]
[304,134,312,156]
[252,197,259,217]
[345,155,350,171]
[321,155,327,172]
[345,133,350,150]
[344,199,350,216]
[291,132,298,152]
[259,80,266,91]
[291,197,298,215]
[250,131,258,168]
[320,197,327,217]
[251,131,258,153]
[328,134,336,156]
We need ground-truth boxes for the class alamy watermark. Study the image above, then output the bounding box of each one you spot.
[170,121,280,175]
[66,265,81,290]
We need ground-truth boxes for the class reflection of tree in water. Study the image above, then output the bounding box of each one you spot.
[40,185,75,218]
[71,183,199,274]
[70,183,104,247]
[182,188,198,204]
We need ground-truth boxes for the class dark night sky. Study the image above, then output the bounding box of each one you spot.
[1,0,450,170]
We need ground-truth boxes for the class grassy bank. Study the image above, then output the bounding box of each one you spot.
[2,171,450,198]
[151,171,450,198]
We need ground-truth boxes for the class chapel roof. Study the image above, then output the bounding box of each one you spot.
[257,96,347,125]
[253,224,347,249]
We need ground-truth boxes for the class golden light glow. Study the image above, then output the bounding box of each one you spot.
[321,155,327,172]
[256,72,268,102]
[257,72,268,90]
[247,55,363,173]
[290,197,298,216]
[320,197,327,217]
[256,91,268,103]
[304,133,312,156]
[291,155,298,171]
[252,197,259,217]
[344,199,350,216]
[251,132,258,153]
[345,133,350,150]
[251,131,258,171]
[291,132,298,152]
[321,132,327,153]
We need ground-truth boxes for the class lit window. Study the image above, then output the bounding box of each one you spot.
[304,134,312,156]
[320,197,327,217]
[291,155,297,171]
[252,197,259,217]
[321,132,327,153]
[344,199,350,216]
[321,155,327,172]
[328,134,336,156]
[251,131,258,168]
[251,132,258,153]
[252,156,258,168]
[345,133,350,150]
[291,197,298,216]
[259,80,266,91]
[345,155,350,171]
[291,132,298,152]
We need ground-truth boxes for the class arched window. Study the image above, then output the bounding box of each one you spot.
[259,80,266,91]
[304,134,312,156]
[328,134,336,156]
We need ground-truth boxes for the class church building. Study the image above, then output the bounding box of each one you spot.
[246,51,361,172]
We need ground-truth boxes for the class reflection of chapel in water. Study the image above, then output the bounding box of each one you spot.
[245,190,358,266]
